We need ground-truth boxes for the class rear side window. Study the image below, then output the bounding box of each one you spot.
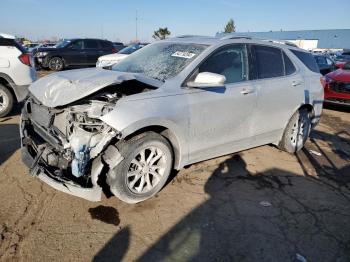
[314,56,327,65]
[283,52,296,75]
[290,50,319,73]
[0,38,26,53]
[85,40,99,49]
[100,41,112,49]
[0,38,15,46]
[253,45,284,79]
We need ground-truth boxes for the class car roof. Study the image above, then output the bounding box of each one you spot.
[0,33,15,39]
[66,38,111,42]
[163,35,305,52]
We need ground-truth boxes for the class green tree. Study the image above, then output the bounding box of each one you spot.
[153,27,171,40]
[224,19,236,33]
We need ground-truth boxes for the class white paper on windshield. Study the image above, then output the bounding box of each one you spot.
[171,51,196,59]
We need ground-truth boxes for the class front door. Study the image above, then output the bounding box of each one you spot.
[64,40,85,65]
[185,44,257,163]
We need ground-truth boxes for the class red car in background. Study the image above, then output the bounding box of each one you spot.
[321,62,350,106]
[335,61,347,69]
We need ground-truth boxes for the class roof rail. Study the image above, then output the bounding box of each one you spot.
[219,34,299,48]
[175,35,209,39]
[220,34,252,40]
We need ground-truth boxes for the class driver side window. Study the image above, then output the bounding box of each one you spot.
[198,44,248,84]
[68,40,83,50]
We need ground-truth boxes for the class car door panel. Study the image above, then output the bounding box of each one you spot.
[84,40,101,65]
[184,44,257,163]
[63,40,86,66]
[250,45,304,143]
[185,82,257,163]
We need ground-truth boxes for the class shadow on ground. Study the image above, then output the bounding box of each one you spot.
[94,124,350,261]
[0,123,20,166]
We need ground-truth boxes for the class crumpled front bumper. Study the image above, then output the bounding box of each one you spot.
[20,114,103,202]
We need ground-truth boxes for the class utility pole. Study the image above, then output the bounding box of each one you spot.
[135,10,138,42]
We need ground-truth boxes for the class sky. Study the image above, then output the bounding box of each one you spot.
[1,0,350,43]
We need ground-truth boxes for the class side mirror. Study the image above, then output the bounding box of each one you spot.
[187,72,226,88]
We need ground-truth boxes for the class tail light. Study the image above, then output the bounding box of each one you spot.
[111,48,117,53]
[19,53,32,67]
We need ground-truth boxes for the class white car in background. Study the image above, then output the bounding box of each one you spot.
[0,33,36,117]
[96,43,148,69]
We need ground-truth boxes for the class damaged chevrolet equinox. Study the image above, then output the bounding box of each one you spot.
[21,35,323,203]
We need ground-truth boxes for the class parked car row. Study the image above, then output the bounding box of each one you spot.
[33,38,117,70]
[96,43,148,68]
[321,61,350,106]
[33,38,148,71]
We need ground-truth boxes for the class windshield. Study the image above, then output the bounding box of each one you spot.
[112,42,207,81]
[118,44,146,55]
[55,39,71,48]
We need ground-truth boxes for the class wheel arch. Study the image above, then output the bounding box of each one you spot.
[123,125,184,170]
[0,74,17,102]
[277,103,315,146]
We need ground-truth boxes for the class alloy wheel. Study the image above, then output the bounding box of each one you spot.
[126,146,167,194]
[0,89,9,113]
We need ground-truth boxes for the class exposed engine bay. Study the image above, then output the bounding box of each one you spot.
[20,79,156,201]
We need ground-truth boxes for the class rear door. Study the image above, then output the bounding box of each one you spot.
[84,40,101,65]
[250,45,304,140]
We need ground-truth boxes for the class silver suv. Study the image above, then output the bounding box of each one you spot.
[21,36,323,203]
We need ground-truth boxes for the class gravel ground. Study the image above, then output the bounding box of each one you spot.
[0,72,349,261]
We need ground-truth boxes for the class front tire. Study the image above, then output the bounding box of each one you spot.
[106,132,173,203]
[279,108,311,153]
[0,84,14,117]
[48,57,64,71]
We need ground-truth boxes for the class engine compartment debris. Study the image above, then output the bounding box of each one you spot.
[21,76,158,201]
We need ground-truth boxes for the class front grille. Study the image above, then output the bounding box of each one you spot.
[27,99,53,128]
[330,81,350,94]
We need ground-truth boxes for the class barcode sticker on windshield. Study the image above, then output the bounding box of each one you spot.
[171,51,196,59]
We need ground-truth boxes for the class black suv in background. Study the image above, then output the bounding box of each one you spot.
[34,38,116,71]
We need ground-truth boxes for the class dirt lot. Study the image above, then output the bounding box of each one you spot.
[0,75,350,261]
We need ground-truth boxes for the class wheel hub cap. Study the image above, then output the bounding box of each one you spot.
[127,146,166,194]
[0,89,8,112]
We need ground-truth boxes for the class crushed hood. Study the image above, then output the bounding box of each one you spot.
[29,68,162,107]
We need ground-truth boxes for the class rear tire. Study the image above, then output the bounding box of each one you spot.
[0,84,14,117]
[48,57,64,71]
[106,132,173,204]
[279,108,311,153]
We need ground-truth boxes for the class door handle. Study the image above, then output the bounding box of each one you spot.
[292,81,303,87]
[240,88,255,95]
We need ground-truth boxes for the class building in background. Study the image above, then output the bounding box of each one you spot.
[218,29,350,51]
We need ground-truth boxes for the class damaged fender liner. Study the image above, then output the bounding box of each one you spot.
[22,146,104,202]
[21,116,125,201]
[22,143,125,202]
